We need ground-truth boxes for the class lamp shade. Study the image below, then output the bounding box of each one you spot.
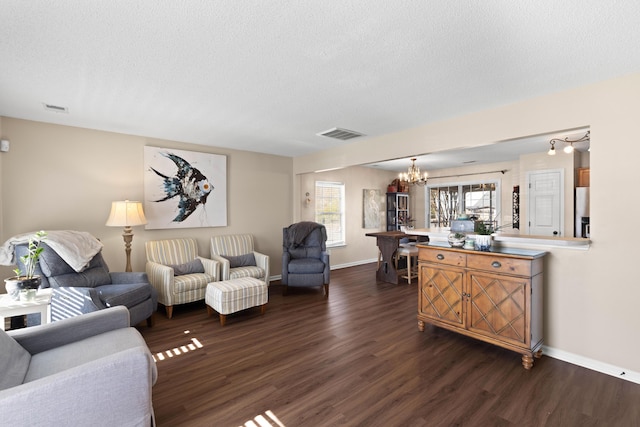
[105,200,147,227]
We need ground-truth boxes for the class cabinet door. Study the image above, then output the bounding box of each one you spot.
[419,263,465,327]
[466,271,530,347]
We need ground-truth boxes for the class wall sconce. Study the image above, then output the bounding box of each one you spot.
[304,192,311,206]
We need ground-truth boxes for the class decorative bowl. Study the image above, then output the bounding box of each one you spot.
[448,232,466,248]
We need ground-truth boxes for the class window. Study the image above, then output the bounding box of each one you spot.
[315,181,345,246]
[428,181,499,228]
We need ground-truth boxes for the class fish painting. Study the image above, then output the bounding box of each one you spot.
[150,152,213,222]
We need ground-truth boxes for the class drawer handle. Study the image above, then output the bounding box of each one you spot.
[437,254,444,260]
[491,261,502,268]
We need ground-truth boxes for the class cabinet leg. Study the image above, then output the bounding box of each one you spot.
[522,353,534,370]
[418,320,425,332]
[534,349,543,359]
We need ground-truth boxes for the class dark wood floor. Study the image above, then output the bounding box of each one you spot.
[140,263,640,427]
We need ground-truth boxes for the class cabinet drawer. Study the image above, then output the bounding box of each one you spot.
[419,249,466,267]
[467,254,531,276]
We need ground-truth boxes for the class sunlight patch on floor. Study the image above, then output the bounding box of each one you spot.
[152,337,203,362]
[240,410,286,427]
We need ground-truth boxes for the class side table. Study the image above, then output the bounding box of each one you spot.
[0,288,52,331]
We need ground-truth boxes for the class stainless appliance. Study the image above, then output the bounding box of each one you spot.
[575,187,590,237]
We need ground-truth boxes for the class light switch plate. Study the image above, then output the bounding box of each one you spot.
[0,140,9,152]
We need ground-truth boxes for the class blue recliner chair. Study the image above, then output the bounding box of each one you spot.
[282,222,330,297]
[14,242,157,327]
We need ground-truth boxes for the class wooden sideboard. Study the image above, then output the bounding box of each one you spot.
[417,242,547,369]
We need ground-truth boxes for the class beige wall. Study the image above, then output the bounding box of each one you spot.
[0,117,3,240]
[298,165,397,267]
[293,72,640,375]
[2,72,639,377]
[0,118,292,280]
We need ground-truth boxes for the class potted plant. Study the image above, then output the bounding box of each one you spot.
[4,230,47,301]
[399,215,416,231]
[474,221,513,251]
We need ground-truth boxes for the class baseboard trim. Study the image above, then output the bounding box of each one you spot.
[543,345,640,384]
[330,258,378,270]
[267,259,377,284]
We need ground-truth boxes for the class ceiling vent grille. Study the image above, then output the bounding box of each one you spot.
[317,127,364,141]
[43,103,69,113]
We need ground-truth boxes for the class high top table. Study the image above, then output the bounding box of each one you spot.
[365,231,429,284]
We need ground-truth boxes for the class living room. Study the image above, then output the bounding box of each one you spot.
[2,2,640,426]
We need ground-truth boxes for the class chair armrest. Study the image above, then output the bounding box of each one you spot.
[322,251,330,284]
[49,287,106,322]
[281,252,291,284]
[109,271,149,284]
[198,256,220,281]
[0,346,156,426]
[209,254,229,280]
[254,251,270,284]
[9,306,130,355]
[146,261,174,290]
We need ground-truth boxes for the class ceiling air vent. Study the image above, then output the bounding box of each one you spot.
[317,127,365,141]
[42,103,69,113]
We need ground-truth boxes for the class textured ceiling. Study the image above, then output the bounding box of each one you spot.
[1,1,639,159]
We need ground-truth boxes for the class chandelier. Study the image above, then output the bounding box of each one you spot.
[548,131,590,155]
[399,158,428,186]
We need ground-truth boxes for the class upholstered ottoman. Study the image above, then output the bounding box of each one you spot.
[205,277,267,326]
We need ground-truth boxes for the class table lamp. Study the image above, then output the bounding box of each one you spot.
[105,200,147,272]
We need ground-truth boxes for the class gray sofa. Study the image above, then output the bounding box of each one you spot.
[0,306,157,426]
[15,242,157,326]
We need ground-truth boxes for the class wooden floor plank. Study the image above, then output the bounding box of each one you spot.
[141,263,640,426]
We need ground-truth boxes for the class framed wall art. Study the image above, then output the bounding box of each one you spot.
[144,146,227,229]
[363,189,382,229]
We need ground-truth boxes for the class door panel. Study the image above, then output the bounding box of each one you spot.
[419,264,465,327]
[528,170,563,236]
[467,272,529,346]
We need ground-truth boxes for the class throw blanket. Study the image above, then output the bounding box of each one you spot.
[0,230,104,273]
[284,222,326,248]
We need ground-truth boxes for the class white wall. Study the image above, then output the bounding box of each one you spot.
[292,72,640,376]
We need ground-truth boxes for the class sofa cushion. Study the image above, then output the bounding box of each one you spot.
[0,329,31,390]
[48,265,112,288]
[173,273,214,293]
[42,250,111,289]
[222,253,256,268]
[169,258,205,276]
[97,283,154,308]
[287,258,326,274]
[23,328,147,383]
[288,246,322,260]
[229,266,264,280]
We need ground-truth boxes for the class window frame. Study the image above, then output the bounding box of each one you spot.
[314,181,346,247]
[425,179,501,229]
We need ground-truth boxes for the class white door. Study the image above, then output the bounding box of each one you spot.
[527,170,563,236]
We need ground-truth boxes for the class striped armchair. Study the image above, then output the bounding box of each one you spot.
[145,238,218,319]
[210,234,270,284]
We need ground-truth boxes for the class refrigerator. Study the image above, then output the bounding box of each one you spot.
[575,187,590,237]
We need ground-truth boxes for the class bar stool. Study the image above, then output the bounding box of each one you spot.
[395,243,419,284]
